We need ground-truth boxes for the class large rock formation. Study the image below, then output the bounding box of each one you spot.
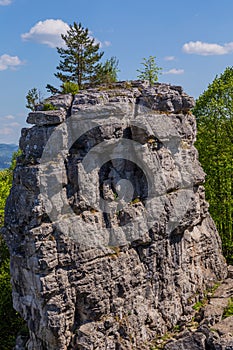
[2,81,227,349]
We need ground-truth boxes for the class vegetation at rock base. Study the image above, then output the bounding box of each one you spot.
[193,66,233,264]
[223,297,233,318]
[0,150,25,349]
[0,169,12,226]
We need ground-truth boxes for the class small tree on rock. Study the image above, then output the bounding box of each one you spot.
[91,56,119,85]
[26,88,39,111]
[137,56,162,86]
[61,81,79,95]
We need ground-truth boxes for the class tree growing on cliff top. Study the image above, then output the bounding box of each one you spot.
[90,56,119,85]
[137,56,162,86]
[46,22,119,93]
[26,88,39,111]
[193,66,233,263]
[55,22,104,88]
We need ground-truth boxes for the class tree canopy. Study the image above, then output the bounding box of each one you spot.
[46,22,119,93]
[193,66,233,263]
[55,22,104,88]
[0,150,25,349]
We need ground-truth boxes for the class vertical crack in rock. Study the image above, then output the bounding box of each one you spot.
[2,81,227,350]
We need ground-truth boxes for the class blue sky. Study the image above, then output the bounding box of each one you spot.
[1,0,233,144]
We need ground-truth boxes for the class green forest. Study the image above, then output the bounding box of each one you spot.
[0,22,232,348]
[0,156,25,349]
[193,67,233,264]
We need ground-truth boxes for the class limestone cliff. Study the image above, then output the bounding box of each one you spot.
[2,81,227,349]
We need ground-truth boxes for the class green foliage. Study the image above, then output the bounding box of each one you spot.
[193,66,233,263]
[0,256,25,349]
[26,87,39,111]
[130,198,140,205]
[91,56,119,85]
[46,83,60,95]
[42,102,57,111]
[47,22,119,91]
[192,283,221,312]
[0,151,26,348]
[55,22,104,88]
[223,297,233,318]
[0,169,12,226]
[61,81,79,95]
[137,56,162,86]
[9,149,22,171]
[46,81,79,96]
[192,300,205,311]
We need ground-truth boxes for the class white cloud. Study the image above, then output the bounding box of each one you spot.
[21,19,70,48]
[91,32,111,48]
[164,56,175,61]
[2,115,15,120]
[182,40,233,56]
[103,40,111,47]
[0,0,12,5]
[0,54,23,71]
[163,68,184,75]
[22,19,111,49]
[96,39,111,48]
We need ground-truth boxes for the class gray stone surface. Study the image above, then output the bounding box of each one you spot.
[163,277,233,350]
[212,316,233,336]
[37,93,73,111]
[2,81,228,349]
[202,298,229,326]
[163,327,233,350]
[164,331,206,350]
[213,279,233,298]
[27,110,66,126]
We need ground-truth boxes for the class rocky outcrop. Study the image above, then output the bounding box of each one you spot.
[2,81,227,349]
[163,266,233,350]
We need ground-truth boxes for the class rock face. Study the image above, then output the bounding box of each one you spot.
[163,267,233,350]
[2,81,227,349]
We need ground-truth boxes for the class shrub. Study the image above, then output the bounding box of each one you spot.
[42,102,57,111]
[61,81,79,95]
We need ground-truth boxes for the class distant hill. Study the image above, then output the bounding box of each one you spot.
[0,144,18,170]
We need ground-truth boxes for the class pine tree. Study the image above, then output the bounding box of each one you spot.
[55,22,104,88]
